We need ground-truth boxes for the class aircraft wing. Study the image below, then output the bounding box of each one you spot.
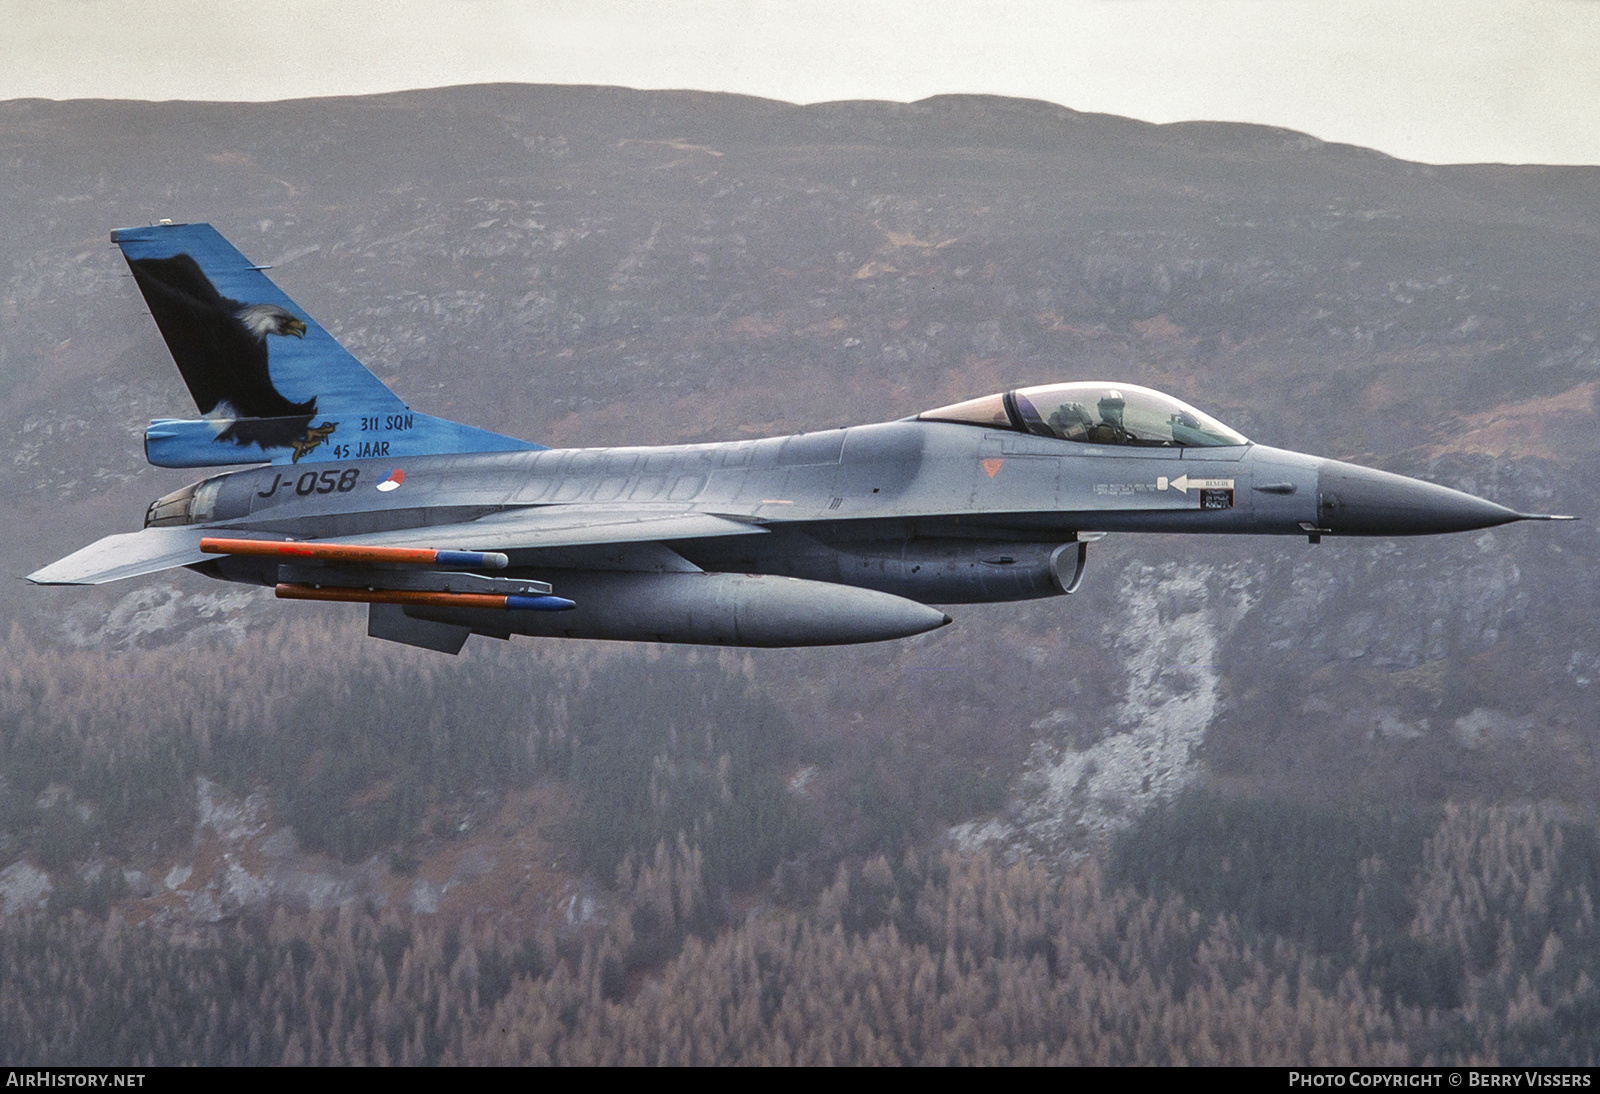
[28,506,765,585]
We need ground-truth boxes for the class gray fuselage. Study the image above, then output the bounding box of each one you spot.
[166,417,1514,608]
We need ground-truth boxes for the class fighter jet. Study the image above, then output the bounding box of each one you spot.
[30,223,1573,653]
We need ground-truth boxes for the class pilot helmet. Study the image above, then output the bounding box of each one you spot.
[1098,390,1126,419]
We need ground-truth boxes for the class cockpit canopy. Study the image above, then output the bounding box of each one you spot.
[918,382,1249,448]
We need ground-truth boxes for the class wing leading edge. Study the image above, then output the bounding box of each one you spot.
[27,506,768,586]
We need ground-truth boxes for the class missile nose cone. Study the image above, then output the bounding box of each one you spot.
[1316,462,1523,536]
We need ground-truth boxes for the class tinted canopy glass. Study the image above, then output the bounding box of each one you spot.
[1014,383,1247,447]
[916,392,1011,428]
[919,383,1248,448]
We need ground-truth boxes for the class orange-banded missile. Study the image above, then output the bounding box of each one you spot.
[275,584,574,611]
[201,537,509,569]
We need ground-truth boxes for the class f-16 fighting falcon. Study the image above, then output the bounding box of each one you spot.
[30,222,1574,653]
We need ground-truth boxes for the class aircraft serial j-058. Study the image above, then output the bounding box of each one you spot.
[30,222,1573,653]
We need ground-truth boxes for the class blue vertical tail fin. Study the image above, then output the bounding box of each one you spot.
[114,222,540,466]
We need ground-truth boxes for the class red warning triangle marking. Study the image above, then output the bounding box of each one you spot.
[981,458,1003,479]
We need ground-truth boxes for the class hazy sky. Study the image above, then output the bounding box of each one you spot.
[6,0,1597,165]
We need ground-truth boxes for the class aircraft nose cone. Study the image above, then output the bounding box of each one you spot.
[1317,461,1522,536]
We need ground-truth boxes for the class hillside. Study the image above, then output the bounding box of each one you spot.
[0,86,1597,1062]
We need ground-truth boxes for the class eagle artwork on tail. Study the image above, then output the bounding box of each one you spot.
[127,254,332,456]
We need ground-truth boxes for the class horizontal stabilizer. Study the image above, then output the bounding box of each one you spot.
[28,526,221,585]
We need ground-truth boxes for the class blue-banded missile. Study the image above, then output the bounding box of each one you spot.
[275,584,575,611]
[505,595,579,611]
[201,537,509,569]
